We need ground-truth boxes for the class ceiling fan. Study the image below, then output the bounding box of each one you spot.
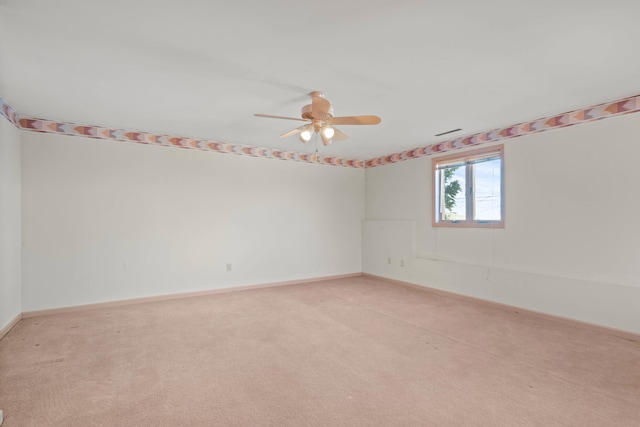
[254,91,381,146]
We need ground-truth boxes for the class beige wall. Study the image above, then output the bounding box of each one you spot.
[10,108,640,333]
[364,112,640,333]
[0,115,22,330]
[21,132,365,311]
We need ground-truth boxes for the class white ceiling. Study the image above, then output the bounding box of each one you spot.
[2,0,640,160]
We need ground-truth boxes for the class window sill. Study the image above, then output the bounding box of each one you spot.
[432,221,505,229]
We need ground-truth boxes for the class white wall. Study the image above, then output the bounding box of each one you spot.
[364,113,640,333]
[0,116,22,330]
[21,132,364,311]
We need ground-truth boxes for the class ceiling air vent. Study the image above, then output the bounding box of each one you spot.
[434,128,462,137]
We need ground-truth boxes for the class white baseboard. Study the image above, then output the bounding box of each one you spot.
[363,272,640,340]
[11,270,639,341]
[22,273,362,318]
[0,313,22,341]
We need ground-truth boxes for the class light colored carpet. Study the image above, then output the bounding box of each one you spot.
[1,276,639,426]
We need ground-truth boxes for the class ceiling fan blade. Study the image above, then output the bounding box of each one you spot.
[329,115,381,125]
[332,127,349,141]
[254,113,308,122]
[280,125,307,138]
[311,95,331,120]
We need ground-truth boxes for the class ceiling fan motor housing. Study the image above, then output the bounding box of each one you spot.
[301,104,333,121]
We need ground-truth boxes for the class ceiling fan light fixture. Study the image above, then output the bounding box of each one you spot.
[254,91,380,150]
[299,123,313,142]
[299,130,312,142]
[322,126,335,139]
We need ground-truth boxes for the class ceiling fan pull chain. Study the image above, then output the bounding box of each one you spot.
[313,132,319,163]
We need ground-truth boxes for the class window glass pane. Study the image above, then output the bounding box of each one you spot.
[442,165,466,221]
[473,157,501,221]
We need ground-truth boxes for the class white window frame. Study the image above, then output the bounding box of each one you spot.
[432,145,505,228]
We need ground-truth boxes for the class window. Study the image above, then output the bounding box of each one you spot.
[432,145,504,228]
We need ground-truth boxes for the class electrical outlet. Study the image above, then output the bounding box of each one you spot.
[226,263,232,272]
[400,259,405,267]
[387,257,391,265]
